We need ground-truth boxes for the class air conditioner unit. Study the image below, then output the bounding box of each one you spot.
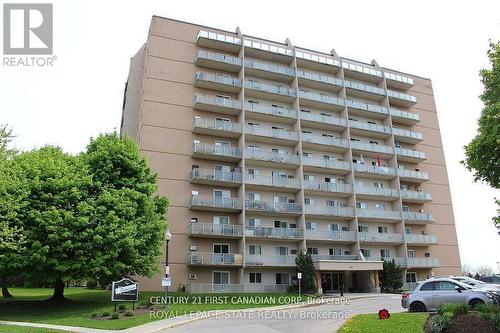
[340,203,348,207]
[419,209,425,213]
[189,274,197,280]
[189,245,198,251]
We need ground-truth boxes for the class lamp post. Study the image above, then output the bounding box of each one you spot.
[164,230,172,309]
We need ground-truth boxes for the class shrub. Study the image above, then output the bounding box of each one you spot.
[475,303,500,315]
[380,259,403,292]
[436,303,468,316]
[479,311,500,332]
[101,311,110,317]
[91,313,97,318]
[124,310,134,317]
[118,304,126,311]
[427,313,453,333]
[139,301,146,307]
[111,312,119,320]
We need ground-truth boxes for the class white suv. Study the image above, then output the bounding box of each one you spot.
[401,277,497,312]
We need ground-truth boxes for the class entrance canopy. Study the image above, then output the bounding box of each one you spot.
[313,259,383,272]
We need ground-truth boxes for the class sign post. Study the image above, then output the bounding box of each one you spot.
[111,278,139,311]
[297,272,302,298]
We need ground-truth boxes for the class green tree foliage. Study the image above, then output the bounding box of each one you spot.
[295,251,316,293]
[463,41,500,233]
[380,259,403,293]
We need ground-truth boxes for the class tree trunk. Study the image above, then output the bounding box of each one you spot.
[50,278,66,302]
[2,285,13,298]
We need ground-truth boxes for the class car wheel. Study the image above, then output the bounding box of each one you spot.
[469,299,485,309]
[410,301,426,312]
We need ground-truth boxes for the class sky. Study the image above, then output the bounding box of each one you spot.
[1,0,499,273]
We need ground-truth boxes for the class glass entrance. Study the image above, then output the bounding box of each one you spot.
[321,272,343,293]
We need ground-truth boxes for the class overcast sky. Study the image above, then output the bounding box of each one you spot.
[1,0,499,272]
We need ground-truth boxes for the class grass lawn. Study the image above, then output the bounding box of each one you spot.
[338,312,428,333]
[0,287,308,330]
[0,324,66,333]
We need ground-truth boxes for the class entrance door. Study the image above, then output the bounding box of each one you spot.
[321,272,344,293]
[213,243,230,264]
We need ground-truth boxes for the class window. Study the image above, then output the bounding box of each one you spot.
[375,203,386,210]
[374,182,384,188]
[300,109,311,113]
[213,244,230,254]
[320,112,331,117]
[247,192,260,201]
[304,174,314,181]
[326,200,337,207]
[329,248,341,256]
[356,202,368,209]
[330,224,340,231]
[302,130,312,135]
[307,247,318,255]
[378,226,388,233]
[214,216,229,225]
[369,140,379,145]
[275,247,289,256]
[249,273,262,284]
[407,250,416,258]
[402,205,410,212]
[406,272,417,283]
[420,282,435,291]
[360,249,371,257]
[248,218,261,227]
[306,222,317,230]
[405,227,412,235]
[274,220,288,228]
[276,273,290,285]
[249,245,262,255]
[213,271,229,285]
[380,249,391,258]
[304,197,314,205]
[358,225,368,232]
[190,217,198,223]
[435,281,459,291]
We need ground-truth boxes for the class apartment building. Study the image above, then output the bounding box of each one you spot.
[120,16,461,293]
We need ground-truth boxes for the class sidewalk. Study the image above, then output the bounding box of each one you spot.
[0,293,388,333]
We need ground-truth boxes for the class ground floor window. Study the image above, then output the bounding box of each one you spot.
[276,273,290,285]
[213,271,229,285]
[406,272,417,283]
[249,272,262,284]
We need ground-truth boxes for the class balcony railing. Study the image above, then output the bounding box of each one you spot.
[342,61,383,78]
[245,200,303,214]
[195,72,242,87]
[193,118,242,133]
[406,258,440,268]
[244,102,297,119]
[301,133,349,149]
[245,80,296,97]
[346,99,388,115]
[405,234,438,245]
[344,80,386,96]
[188,223,243,237]
[300,112,347,127]
[188,283,291,293]
[302,157,351,171]
[189,195,242,210]
[296,70,343,87]
[245,59,295,76]
[193,143,242,159]
[355,186,399,198]
[299,91,345,107]
[304,205,354,217]
[358,232,404,243]
[392,127,423,141]
[197,50,242,66]
[303,180,353,194]
[243,39,294,57]
[357,209,401,220]
[387,89,417,103]
[349,120,392,135]
[245,174,300,189]
[353,164,397,177]
[350,141,394,154]
[245,149,300,165]
[311,254,359,261]
[245,125,298,141]
[191,168,242,184]
[194,94,243,110]
[305,230,357,242]
[188,252,242,265]
[402,211,434,223]
[400,190,432,201]
[398,169,429,181]
[296,50,341,68]
[245,226,303,239]
[245,255,296,266]
[395,147,426,160]
[197,31,242,46]
[390,108,420,123]
[385,72,414,86]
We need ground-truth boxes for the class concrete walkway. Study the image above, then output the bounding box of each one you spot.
[0,293,396,333]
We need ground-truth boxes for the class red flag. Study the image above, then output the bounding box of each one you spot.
[376,156,381,166]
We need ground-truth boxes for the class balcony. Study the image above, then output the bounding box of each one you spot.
[350,141,394,157]
[188,223,243,238]
[193,94,242,115]
[244,59,295,82]
[192,143,242,162]
[398,169,430,183]
[300,112,347,132]
[244,226,303,240]
[405,234,438,246]
[392,127,423,144]
[194,72,242,93]
[387,89,417,108]
[299,91,345,111]
[244,102,297,124]
[246,255,296,267]
[190,168,242,187]
[357,209,401,222]
[189,195,242,213]
[402,211,435,224]
[348,120,392,138]
[196,50,242,73]
[196,30,242,52]
[401,190,432,203]
[245,200,302,216]
[358,232,404,244]
[405,258,440,268]
[342,61,383,83]
[390,108,420,125]
[302,157,351,174]
[304,205,355,219]
[297,70,343,92]
[346,99,388,119]
[352,164,397,179]
[245,174,300,192]
[301,133,349,153]
[355,186,399,200]
[188,252,243,266]
[193,118,241,138]
[311,254,359,261]
[395,147,426,163]
[245,80,296,102]
[245,149,300,169]
[384,72,414,90]
[305,230,357,242]
[344,79,386,102]
[243,39,294,63]
[244,125,298,146]
[188,283,291,293]
[303,180,353,196]
[295,50,341,74]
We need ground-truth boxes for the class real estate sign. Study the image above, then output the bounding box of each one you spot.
[111,278,139,302]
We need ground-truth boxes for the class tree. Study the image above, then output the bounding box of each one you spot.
[462,263,473,277]
[463,41,500,233]
[294,251,316,293]
[476,265,494,277]
[380,259,403,292]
